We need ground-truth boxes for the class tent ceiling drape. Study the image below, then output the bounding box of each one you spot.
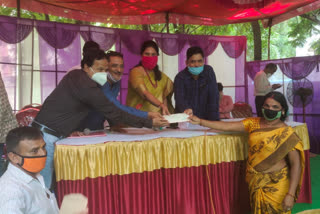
[2,0,320,26]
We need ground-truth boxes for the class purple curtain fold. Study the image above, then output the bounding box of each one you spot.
[246,61,261,80]
[80,27,118,51]
[221,39,246,59]
[80,31,90,43]
[188,36,219,57]
[0,23,32,44]
[155,35,186,56]
[36,22,79,49]
[279,56,319,80]
[119,29,151,55]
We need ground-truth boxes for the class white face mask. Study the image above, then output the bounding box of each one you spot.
[107,72,120,83]
[90,67,107,86]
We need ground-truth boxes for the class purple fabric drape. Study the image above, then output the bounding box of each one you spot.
[246,61,261,80]
[279,56,319,80]
[119,29,152,55]
[39,33,81,101]
[221,39,247,59]
[235,50,246,103]
[188,36,219,57]
[80,27,118,51]
[0,16,32,44]
[155,34,186,56]
[36,22,79,49]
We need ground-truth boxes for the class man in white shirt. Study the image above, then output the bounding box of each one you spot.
[0,126,59,214]
[254,63,281,117]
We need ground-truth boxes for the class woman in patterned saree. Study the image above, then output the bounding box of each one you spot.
[126,40,173,115]
[189,91,304,214]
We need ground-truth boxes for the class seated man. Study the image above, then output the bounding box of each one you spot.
[78,51,161,131]
[32,49,168,189]
[0,127,59,214]
[218,82,233,119]
[174,46,219,120]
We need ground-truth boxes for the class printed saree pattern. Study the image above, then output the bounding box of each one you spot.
[126,68,173,113]
[243,118,305,214]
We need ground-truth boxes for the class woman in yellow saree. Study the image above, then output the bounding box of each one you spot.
[189,91,304,214]
[126,40,173,115]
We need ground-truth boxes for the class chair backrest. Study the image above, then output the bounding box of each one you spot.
[231,102,253,118]
[15,104,41,127]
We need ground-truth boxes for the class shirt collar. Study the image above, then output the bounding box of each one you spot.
[7,163,43,185]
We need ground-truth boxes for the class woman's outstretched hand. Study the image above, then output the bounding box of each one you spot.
[188,115,201,125]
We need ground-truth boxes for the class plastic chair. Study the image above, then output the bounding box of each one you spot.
[231,102,253,118]
[15,103,41,127]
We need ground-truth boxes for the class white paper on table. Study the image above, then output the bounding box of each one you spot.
[59,193,88,214]
[163,113,189,123]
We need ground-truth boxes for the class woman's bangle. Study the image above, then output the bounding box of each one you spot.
[287,192,295,199]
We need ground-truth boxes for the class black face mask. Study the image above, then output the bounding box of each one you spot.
[262,108,282,121]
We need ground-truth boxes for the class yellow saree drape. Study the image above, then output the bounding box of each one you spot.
[126,68,174,113]
[246,126,305,214]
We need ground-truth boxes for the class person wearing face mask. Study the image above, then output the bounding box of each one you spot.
[77,51,162,131]
[126,40,174,115]
[0,127,89,214]
[189,91,304,214]
[31,49,169,189]
[254,63,282,117]
[0,127,59,214]
[174,46,219,121]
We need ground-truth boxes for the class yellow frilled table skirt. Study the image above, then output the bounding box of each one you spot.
[54,124,309,182]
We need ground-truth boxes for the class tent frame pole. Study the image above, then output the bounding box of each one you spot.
[17,0,21,18]
[267,18,273,60]
[166,12,169,33]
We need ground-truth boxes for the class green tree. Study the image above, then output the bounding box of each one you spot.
[287,10,320,54]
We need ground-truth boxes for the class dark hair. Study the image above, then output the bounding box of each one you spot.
[217,82,223,92]
[264,63,277,72]
[106,51,123,61]
[83,41,100,55]
[186,46,204,61]
[140,40,159,56]
[138,40,161,81]
[81,49,107,68]
[263,91,289,121]
[6,127,43,154]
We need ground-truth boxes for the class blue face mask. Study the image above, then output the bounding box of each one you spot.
[188,66,204,76]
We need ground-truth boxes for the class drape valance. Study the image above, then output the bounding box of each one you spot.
[246,55,320,80]
[0,15,247,58]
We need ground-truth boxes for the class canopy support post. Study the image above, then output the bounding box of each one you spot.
[17,0,21,18]
[166,12,169,33]
[267,18,273,60]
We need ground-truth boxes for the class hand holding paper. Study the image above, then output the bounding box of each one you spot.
[163,113,189,123]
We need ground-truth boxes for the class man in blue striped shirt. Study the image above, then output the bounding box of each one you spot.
[78,51,161,131]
